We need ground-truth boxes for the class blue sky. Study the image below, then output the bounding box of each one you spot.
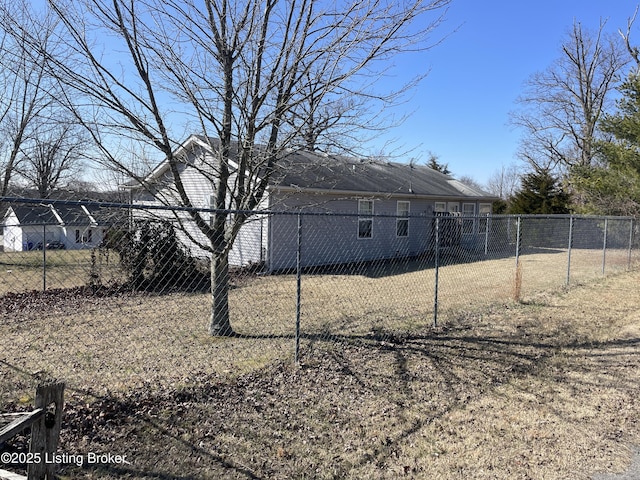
[378,1,638,185]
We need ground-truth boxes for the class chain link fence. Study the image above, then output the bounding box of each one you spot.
[0,198,638,475]
[1,200,637,363]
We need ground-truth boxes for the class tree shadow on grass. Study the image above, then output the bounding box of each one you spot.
[2,324,639,479]
[254,325,640,475]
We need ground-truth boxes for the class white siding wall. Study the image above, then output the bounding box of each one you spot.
[3,224,103,251]
[66,227,105,250]
[132,149,266,267]
[3,211,22,251]
[2,211,73,251]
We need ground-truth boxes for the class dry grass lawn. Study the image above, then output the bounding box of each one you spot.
[2,248,632,400]
[0,250,639,479]
[0,249,123,294]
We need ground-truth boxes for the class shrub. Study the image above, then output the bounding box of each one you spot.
[108,220,209,292]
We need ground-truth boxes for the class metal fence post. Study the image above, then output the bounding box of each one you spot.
[42,224,47,292]
[515,216,521,267]
[433,216,440,328]
[484,214,489,256]
[566,215,574,286]
[628,218,634,270]
[295,213,302,364]
[513,216,522,301]
[602,218,608,276]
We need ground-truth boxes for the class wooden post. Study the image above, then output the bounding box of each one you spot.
[27,382,64,480]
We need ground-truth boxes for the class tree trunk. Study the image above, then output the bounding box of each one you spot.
[209,250,234,336]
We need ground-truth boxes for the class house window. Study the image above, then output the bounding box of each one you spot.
[479,203,492,233]
[396,201,409,237]
[75,229,81,243]
[462,203,476,234]
[86,229,93,243]
[448,202,460,213]
[358,199,373,239]
[434,202,446,213]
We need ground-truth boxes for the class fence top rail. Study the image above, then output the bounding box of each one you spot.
[0,197,636,221]
[511,214,636,221]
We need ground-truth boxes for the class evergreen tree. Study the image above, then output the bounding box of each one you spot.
[425,153,451,175]
[491,198,509,214]
[509,168,571,214]
[572,73,640,215]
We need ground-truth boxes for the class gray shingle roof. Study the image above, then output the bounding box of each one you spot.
[55,205,93,225]
[272,150,493,198]
[130,135,496,200]
[5,204,106,226]
[7,205,59,225]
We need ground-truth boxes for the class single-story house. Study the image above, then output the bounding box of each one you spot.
[3,203,106,252]
[125,135,498,271]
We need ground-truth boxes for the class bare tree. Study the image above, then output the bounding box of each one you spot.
[287,70,360,153]
[511,20,628,173]
[0,2,59,197]
[7,0,451,335]
[485,163,521,200]
[288,62,418,155]
[15,121,85,198]
[457,174,485,191]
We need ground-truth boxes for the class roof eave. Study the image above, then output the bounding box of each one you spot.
[271,185,498,201]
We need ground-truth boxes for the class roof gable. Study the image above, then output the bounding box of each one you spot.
[124,135,240,188]
[6,205,59,225]
[4,204,103,226]
[53,205,93,225]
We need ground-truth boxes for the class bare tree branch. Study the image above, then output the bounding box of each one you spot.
[15,121,86,198]
[619,5,640,67]
[4,0,452,335]
[511,20,628,174]
[0,1,62,196]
